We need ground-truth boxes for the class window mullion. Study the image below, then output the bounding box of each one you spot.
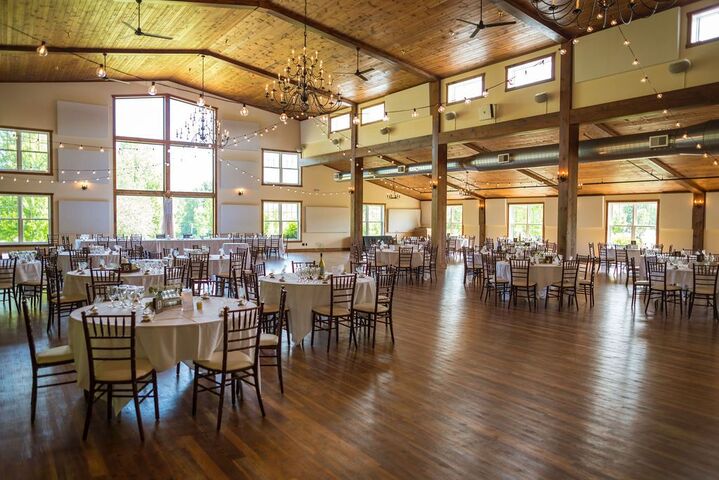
[16,131,22,171]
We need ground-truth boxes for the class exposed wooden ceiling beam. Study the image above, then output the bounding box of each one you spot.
[594,122,621,137]
[516,168,558,190]
[488,0,567,43]
[0,44,356,106]
[571,81,719,124]
[646,158,705,194]
[167,0,438,81]
[463,142,489,153]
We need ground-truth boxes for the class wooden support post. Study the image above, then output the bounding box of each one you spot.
[430,81,448,267]
[693,193,706,252]
[478,199,486,245]
[349,105,363,250]
[557,41,579,258]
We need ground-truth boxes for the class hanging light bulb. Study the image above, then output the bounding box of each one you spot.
[623,39,631,46]
[464,97,472,104]
[197,93,205,107]
[632,59,639,66]
[559,47,567,55]
[36,41,48,57]
[438,104,446,113]
[148,82,157,95]
[280,112,288,123]
[656,93,663,99]
[383,111,389,122]
[352,114,360,125]
[640,76,648,83]
[95,63,107,79]
[58,143,64,149]
[240,104,249,117]
[411,108,418,118]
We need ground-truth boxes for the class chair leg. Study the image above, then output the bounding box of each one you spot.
[131,382,144,442]
[31,370,38,425]
[82,384,95,441]
[326,317,332,353]
[106,384,113,421]
[688,293,694,318]
[152,372,160,421]
[276,350,284,394]
[310,314,316,348]
[254,370,266,417]
[191,365,199,417]
[176,362,181,377]
[216,373,226,431]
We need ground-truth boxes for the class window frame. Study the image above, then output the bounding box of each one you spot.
[261,149,302,187]
[362,203,385,236]
[112,94,217,238]
[261,200,302,242]
[605,200,659,246]
[329,112,351,133]
[0,125,53,175]
[507,202,545,240]
[446,74,486,105]
[446,204,463,236]
[360,102,386,126]
[0,192,53,246]
[505,54,555,92]
[687,4,719,48]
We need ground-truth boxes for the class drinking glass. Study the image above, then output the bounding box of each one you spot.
[109,286,119,308]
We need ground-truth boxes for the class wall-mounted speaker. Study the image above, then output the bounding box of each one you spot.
[379,126,392,135]
[444,111,457,121]
[331,137,341,145]
[534,92,549,103]
[668,58,692,74]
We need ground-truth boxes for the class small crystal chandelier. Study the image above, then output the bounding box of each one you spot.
[176,54,229,148]
[529,0,677,31]
[387,182,401,200]
[265,0,343,119]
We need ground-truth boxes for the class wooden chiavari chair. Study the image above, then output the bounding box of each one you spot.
[188,252,210,285]
[0,257,19,312]
[396,247,414,284]
[45,263,85,337]
[615,247,629,282]
[645,261,682,316]
[190,278,226,297]
[292,260,316,273]
[311,274,357,351]
[598,243,614,274]
[688,264,718,320]
[588,242,596,261]
[21,299,76,424]
[86,268,122,304]
[258,287,287,393]
[216,250,247,297]
[577,255,597,307]
[163,265,186,289]
[350,261,371,275]
[508,259,537,311]
[80,311,159,441]
[545,259,579,311]
[628,257,649,309]
[69,250,90,270]
[242,270,290,347]
[417,246,432,283]
[192,305,264,430]
[267,235,281,258]
[353,269,397,348]
[252,262,266,276]
[462,247,482,285]
[19,255,46,308]
[366,245,381,274]
[481,253,509,305]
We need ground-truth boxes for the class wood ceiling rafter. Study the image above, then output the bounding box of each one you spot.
[0,44,357,106]
[167,0,439,81]
[516,168,558,190]
[488,0,567,43]
[646,157,705,194]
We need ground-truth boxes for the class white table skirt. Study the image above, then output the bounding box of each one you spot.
[57,252,120,272]
[259,273,375,341]
[63,270,165,298]
[495,261,563,296]
[16,261,42,284]
[68,298,256,413]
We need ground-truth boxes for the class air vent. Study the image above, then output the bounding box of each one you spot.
[479,104,495,121]
[396,165,406,174]
[497,153,512,164]
[649,134,669,149]
[365,172,376,179]
[333,172,342,181]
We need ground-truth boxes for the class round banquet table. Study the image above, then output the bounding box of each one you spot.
[172,253,252,277]
[15,260,42,284]
[68,297,257,413]
[374,247,424,268]
[495,261,563,297]
[646,265,718,292]
[259,273,376,341]
[62,269,165,299]
[56,251,120,272]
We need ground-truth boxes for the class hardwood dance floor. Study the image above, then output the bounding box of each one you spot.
[2,254,719,479]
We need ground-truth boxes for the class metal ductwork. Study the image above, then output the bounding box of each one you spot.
[333,120,719,182]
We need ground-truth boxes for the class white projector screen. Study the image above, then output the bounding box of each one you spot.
[219,204,260,233]
[388,209,420,233]
[57,100,109,138]
[305,206,349,233]
[58,200,111,234]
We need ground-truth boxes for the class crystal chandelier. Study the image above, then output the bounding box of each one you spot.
[386,182,401,200]
[177,54,229,148]
[529,0,677,32]
[265,0,343,119]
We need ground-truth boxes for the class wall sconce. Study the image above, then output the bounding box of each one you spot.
[693,198,705,206]
[557,170,568,182]
[237,189,244,196]
[348,186,355,194]
[81,182,88,190]
[431,179,438,189]
[479,201,485,209]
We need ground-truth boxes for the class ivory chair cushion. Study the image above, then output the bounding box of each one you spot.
[260,333,279,347]
[194,350,252,372]
[93,358,153,382]
[312,305,351,317]
[36,345,74,365]
[353,303,389,314]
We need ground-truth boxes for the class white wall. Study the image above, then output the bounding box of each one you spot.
[706,192,719,253]
[0,81,414,250]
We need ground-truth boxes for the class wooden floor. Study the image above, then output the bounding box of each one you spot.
[2,253,719,479]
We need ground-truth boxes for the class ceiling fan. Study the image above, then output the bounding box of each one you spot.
[457,0,517,38]
[335,47,375,82]
[93,53,130,84]
[122,0,174,40]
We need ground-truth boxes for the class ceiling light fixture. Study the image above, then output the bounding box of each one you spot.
[529,0,678,31]
[36,41,48,57]
[148,81,157,95]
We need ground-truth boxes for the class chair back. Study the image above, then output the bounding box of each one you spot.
[252,262,266,276]
[561,259,579,287]
[21,299,39,370]
[0,257,17,288]
[69,250,89,270]
[191,279,225,296]
[292,260,316,273]
[375,269,397,311]
[45,264,63,300]
[693,264,719,294]
[462,247,475,269]
[90,268,121,286]
[266,288,287,339]
[81,312,138,382]
[398,247,413,268]
[188,252,209,280]
[86,283,116,304]
[366,246,378,267]
[229,250,247,274]
[588,242,596,258]
[164,265,185,288]
[647,261,668,289]
[599,243,608,262]
[328,274,357,315]
[615,247,628,265]
[350,261,370,275]
[509,259,530,285]
[242,271,260,303]
[219,306,261,372]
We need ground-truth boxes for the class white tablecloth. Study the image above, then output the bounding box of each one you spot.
[259,273,375,341]
[16,261,42,284]
[642,265,718,292]
[68,297,256,412]
[63,270,165,299]
[221,243,250,254]
[606,247,642,266]
[495,261,563,296]
[57,251,120,272]
[448,237,469,250]
[374,248,424,267]
[172,254,252,277]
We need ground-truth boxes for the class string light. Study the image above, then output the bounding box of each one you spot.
[240,104,249,117]
[148,81,157,96]
[36,41,48,57]
[411,108,418,118]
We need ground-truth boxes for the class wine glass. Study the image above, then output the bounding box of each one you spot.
[109,286,119,308]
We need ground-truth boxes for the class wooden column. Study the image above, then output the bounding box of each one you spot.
[349,105,364,249]
[430,81,448,266]
[693,192,706,251]
[478,199,486,245]
[557,41,579,258]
